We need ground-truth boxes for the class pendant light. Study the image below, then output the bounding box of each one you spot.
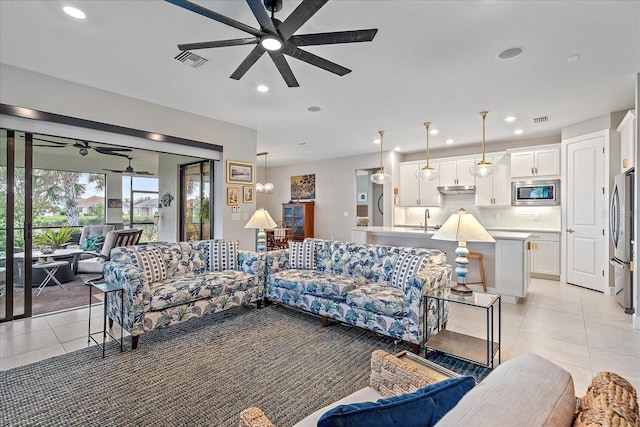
[255,152,274,193]
[370,130,391,185]
[417,121,439,181]
[469,111,499,177]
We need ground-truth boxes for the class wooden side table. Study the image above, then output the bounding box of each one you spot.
[87,280,125,358]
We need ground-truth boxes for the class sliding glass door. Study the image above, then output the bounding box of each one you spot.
[1,129,33,321]
[180,161,213,241]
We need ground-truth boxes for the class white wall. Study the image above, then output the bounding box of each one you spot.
[0,64,258,249]
[256,150,400,242]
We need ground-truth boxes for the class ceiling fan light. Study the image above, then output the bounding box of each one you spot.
[417,166,439,181]
[261,37,283,51]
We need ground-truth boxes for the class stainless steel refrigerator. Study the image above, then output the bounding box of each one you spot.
[610,170,635,314]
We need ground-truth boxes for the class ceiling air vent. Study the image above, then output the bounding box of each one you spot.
[531,116,550,124]
[174,51,207,68]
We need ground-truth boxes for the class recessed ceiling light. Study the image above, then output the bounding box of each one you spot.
[307,106,321,112]
[373,138,381,144]
[394,146,401,152]
[567,54,579,63]
[498,46,524,60]
[446,139,454,145]
[429,129,439,135]
[514,129,524,135]
[505,116,517,122]
[63,6,86,19]
[299,142,307,146]
[256,84,269,93]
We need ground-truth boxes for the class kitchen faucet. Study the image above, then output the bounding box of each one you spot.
[424,208,430,231]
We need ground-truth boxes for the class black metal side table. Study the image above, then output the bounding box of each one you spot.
[87,280,124,358]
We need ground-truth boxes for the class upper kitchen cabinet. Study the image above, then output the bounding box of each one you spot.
[617,110,636,173]
[398,162,440,206]
[439,157,475,187]
[509,145,560,178]
[475,153,511,207]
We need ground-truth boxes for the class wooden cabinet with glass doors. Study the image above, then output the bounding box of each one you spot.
[282,202,314,242]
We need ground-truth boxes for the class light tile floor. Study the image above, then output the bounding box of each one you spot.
[1,278,639,396]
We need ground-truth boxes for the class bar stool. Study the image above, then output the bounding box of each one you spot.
[466,252,486,292]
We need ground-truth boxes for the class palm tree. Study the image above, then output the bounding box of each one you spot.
[34,170,86,226]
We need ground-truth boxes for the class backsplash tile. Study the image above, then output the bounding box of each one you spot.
[394,194,561,231]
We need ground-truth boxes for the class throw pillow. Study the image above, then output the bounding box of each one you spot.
[209,240,238,272]
[317,376,475,427]
[82,235,105,252]
[391,252,427,289]
[132,248,167,284]
[289,240,316,270]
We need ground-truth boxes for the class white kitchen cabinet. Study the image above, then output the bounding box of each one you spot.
[439,157,475,187]
[529,232,560,278]
[617,110,636,173]
[475,153,511,207]
[510,146,560,178]
[495,237,531,302]
[399,162,440,206]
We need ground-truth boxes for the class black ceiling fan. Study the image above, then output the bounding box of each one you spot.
[33,136,132,157]
[104,157,153,175]
[166,0,378,87]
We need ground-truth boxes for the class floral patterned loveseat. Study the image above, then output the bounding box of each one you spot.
[103,240,265,349]
[265,238,452,352]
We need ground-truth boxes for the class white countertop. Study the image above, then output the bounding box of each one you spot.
[353,226,531,241]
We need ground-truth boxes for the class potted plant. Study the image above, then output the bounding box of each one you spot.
[33,226,74,251]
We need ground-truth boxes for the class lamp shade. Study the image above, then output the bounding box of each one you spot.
[244,208,277,230]
[431,208,495,243]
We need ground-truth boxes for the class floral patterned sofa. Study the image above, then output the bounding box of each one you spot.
[265,238,452,352]
[103,240,265,349]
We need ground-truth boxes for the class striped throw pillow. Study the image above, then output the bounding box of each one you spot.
[132,248,167,284]
[391,252,427,289]
[289,240,316,270]
[209,240,238,272]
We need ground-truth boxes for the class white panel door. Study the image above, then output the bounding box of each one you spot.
[566,133,606,292]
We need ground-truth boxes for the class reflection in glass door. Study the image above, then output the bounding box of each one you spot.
[180,161,212,241]
[1,129,33,321]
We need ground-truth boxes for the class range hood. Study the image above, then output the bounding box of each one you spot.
[437,185,476,195]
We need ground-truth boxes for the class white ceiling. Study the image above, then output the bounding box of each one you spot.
[1,1,638,166]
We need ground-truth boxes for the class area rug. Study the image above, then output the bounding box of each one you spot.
[2,305,410,426]
[425,351,491,383]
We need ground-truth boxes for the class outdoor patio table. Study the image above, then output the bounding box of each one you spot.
[32,260,68,295]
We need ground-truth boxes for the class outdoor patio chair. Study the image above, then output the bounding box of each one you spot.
[77,228,143,276]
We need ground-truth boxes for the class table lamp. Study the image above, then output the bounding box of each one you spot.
[245,208,277,252]
[431,208,495,294]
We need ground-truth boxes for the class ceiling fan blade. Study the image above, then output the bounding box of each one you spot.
[268,51,299,87]
[103,169,124,173]
[283,46,350,76]
[230,45,266,80]
[33,138,68,147]
[278,0,329,40]
[33,144,65,148]
[134,171,153,176]
[178,37,259,51]
[94,148,131,157]
[289,29,378,46]
[246,0,278,35]
[165,0,263,37]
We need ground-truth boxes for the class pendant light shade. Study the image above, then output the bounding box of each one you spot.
[469,111,499,178]
[371,130,391,185]
[256,152,274,193]
[417,121,439,181]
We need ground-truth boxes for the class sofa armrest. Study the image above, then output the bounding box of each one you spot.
[369,349,440,398]
[403,263,452,344]
[103,261,150,334]
[239,407,276,427]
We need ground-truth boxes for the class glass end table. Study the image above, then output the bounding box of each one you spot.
[424,287,501,369]
[87,280,125,358]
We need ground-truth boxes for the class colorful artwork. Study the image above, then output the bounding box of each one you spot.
[291,174,315,200]
[226,160,254,184]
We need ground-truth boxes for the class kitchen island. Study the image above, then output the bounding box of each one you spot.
[352,226,532,303]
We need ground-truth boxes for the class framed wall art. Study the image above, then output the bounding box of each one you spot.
[243,186,254,203]
[226,160,254,184]
[291,174,315,200]
[227,187,239,205]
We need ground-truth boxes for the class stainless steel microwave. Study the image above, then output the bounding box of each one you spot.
[512,180,560,206]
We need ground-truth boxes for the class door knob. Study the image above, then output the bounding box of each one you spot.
[567,229,575,233]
